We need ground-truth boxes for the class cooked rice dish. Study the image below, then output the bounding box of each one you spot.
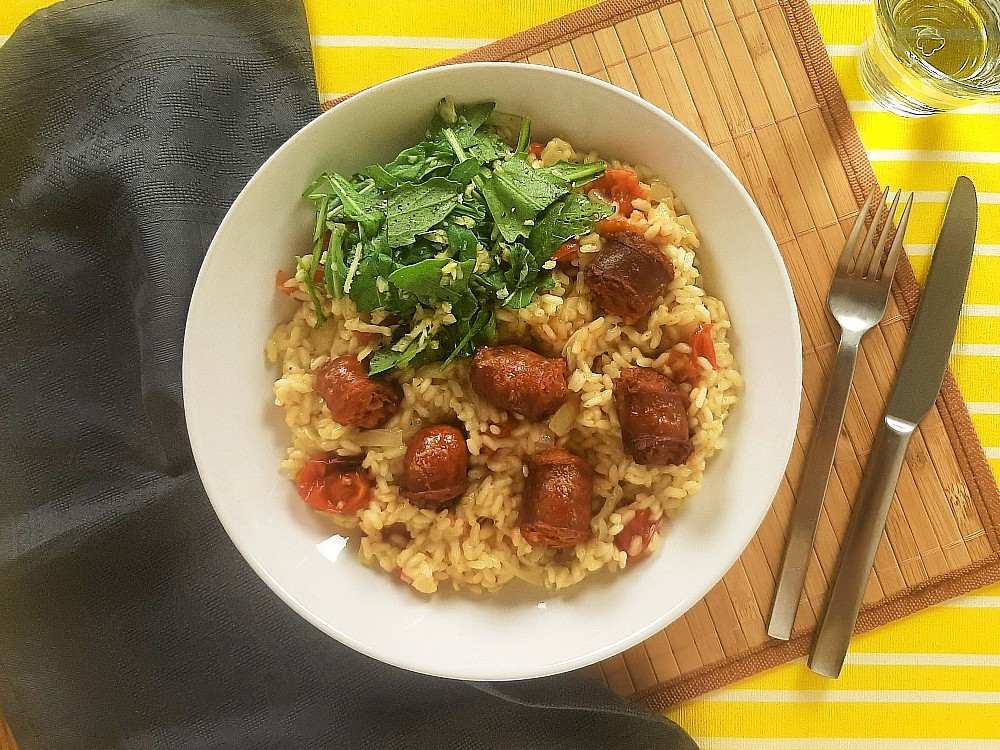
[266,130,740,594]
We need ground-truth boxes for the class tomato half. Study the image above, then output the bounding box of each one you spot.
[550,239,580,264]
[297,454,372,514]
[589,168,647,212]
[275,269,296,296]
[689,323,717,369]
[614,508,659,558]
[595,216,643,237]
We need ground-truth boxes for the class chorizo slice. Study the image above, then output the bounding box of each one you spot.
[583,232,674,324]
[520,448,593,549]
[615,367,693,466]
[313,355,399,429]
[401,425,469,510]
[470,345,567,422]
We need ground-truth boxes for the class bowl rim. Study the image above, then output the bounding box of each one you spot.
[183,61,802,680]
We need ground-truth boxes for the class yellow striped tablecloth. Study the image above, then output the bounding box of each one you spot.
[3,1,999,748]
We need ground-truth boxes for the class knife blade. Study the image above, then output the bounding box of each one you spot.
[885,175,979,426]
[809,176,978,678]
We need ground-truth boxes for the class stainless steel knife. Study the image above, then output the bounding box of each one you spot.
[808,176,979,678]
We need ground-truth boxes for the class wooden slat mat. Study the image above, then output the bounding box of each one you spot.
[441,0,1000,708]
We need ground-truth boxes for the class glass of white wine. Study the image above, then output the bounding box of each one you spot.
[860,0,1000,115]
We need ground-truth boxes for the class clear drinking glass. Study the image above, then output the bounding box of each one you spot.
[859,0,1000,116]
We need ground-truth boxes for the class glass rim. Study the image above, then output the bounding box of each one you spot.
[874,0,1000,97]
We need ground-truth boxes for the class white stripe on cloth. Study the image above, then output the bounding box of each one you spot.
[696,739,1000,749]
[906,244,1000,256]
[940,596,1000,607]
[984,447,1000,459]
[912,191,1000,204]
[319,92,348,104]
[967,402,1000,414]
[311,35,493,49]
[827,44,863,56]
[846,652,1000,666]
[701,688,1000,703]
[869,150,1000,164]
[962,304,1000,316]
[0,34,9,45]
[952,344,1000,356]
[849,100,1000,115]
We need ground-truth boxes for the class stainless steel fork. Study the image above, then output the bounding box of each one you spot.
[767,186,914,641]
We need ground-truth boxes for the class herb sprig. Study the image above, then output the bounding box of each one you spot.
[296,97,614,376]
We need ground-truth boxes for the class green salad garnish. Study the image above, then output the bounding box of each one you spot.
[296,96,614,376]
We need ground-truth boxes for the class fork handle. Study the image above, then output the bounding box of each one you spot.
[809,416,915,677]
[767,327,863,641]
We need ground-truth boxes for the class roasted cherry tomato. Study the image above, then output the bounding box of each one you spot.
[275,269,296,296]
[297,454,372,514]
[689,323,717,369]
[614,508,659,558]
[589,168,647,212]
[550,239,581,264]
[528,142,545,159]
[595,216,643,237]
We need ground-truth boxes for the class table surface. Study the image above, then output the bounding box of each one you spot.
[2,0,1000,748]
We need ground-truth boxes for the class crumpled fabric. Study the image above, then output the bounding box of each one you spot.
[0,1,698,748]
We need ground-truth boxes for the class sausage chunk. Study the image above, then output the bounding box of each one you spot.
[470,345,567,422]
[584,232,674,324]
[615,367,693,466]
[313,355,399,429]
[401,425,469,510]
[520,448,593,549]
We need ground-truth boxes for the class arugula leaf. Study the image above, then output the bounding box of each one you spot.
[377,141,456,186]
[448,158,482,185]
[322,173,382,238]
[387,257,475,305]
[428,99,496,147]
[364,164,399,191]
[467,131,510,164]
[451,195,487,225]
[505,271,555,309]
[296,255,326,328]
[347,240,397,313]
[394,237,440,266]
[323,224,348,298]
[445,224,479,262]
[546,160,608,189]
[527,192,614,264]
[387,258,453,305]
[516,116,531,153]
[386,178,462,248]
[368,332,431,375]
[487,153,570,210]
[441,306,495,369]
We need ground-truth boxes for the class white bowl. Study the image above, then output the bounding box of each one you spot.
[183,62,801,681]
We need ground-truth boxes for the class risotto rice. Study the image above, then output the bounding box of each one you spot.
[265,139,741,594]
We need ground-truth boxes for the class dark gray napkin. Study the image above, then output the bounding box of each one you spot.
[0,1,699,748]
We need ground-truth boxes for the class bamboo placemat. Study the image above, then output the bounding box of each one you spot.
[437,0,1000,708]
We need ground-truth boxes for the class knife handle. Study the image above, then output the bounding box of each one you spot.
[768,328,863,641]
[809,416,915,678]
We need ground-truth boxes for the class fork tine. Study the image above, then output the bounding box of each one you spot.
[878,192,913,283]
[867,189,902,278]
[839,186,879,269]
[853,186,890,274]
